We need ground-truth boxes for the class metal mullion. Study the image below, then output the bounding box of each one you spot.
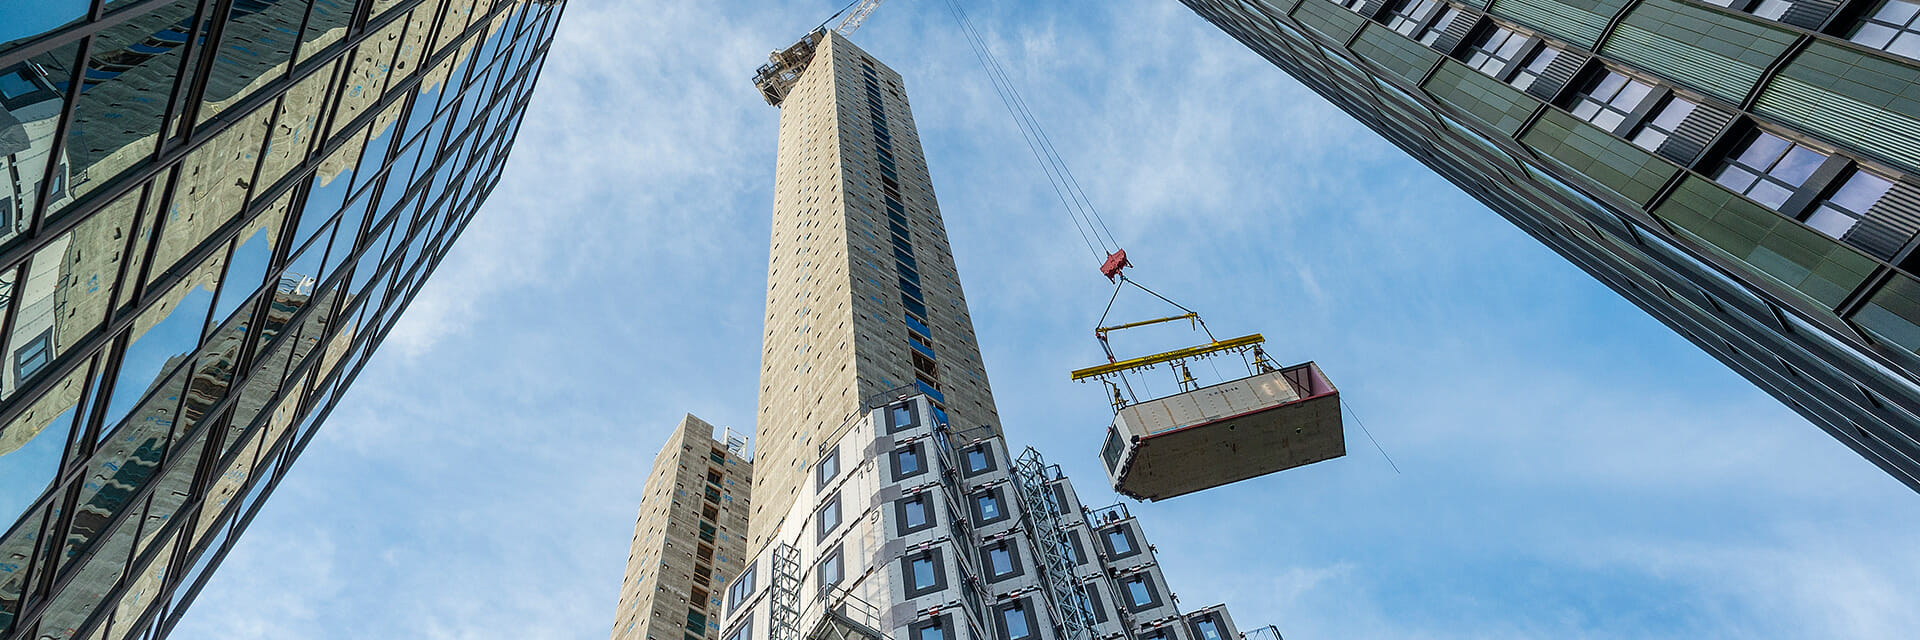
[19,487,77,630]
[0,0,462,276]
[10,285,324,639]
[0,0,167,69]
[153,0,218,155]
[172,0,236,143]
[0,3,520,433]
[22,34,94,242]
[3,497,59,635]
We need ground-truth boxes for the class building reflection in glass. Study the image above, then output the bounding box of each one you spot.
[0,0,561,637]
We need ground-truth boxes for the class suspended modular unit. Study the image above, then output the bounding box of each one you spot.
[1098,362,1344,501]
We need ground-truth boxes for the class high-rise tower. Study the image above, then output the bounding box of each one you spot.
[0,0,564,637]
[1181,0,1920,490]
[618,30,1276,640]
[750,30,999,550]
[611,415,753,640]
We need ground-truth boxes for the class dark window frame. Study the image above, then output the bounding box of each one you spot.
[1712,127,1831,212]
[896,491,937,535]
[1629,93,1698,152]
[1101,524,1141,559]
[1568,67,1655,133]
[981,540,1025,582]
[891,441,928,481]
[1190,613,1227,640]
[994,598,1040,640]
[903,548,948,598]
[910,614,953,640]
[1462,23,1528,75]
[818,448,840,490]
[1849,0,1920,61]
[971,487,1010,526]
[1121,573,1165,611]
[888,401,920,433]
[819,544,844,595]
[1084,581,1108,623]
[962,443,996,476]
[818,492,843,540]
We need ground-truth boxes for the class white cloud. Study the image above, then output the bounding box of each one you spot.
[170,1,1920,639]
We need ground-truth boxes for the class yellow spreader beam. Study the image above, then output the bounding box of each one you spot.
[1071,333,1265,381]
[1096,313,1198,336]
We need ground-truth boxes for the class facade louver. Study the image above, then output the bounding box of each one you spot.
[1183,0,1920,491]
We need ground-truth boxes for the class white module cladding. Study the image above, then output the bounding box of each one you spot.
[718,396,1244,640]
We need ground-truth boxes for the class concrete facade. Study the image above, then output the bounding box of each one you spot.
[751,32,1001,551]
[613,415,755,640]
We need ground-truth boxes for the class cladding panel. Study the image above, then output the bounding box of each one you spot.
[1488,0,1626,49]
[1290,0,1368,41]
[1350,24,1442,84]
[1654,175,1875,308]
[1421,59,1540,136]
[1522,109,1679,205]
[1756,42,1920,176]
[1597,0,1796,104]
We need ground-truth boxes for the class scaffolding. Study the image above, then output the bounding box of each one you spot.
[1011,448,1097,640]
[770,543,803,640]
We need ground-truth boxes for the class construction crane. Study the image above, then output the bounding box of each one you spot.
[752,0,1351,501]
[835,0,888,35]
[752,0,888,107]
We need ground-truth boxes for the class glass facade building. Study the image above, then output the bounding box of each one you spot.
[1182,0,1920,490]
[0,0,562,637]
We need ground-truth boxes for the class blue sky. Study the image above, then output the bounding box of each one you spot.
[173,1,1920,638]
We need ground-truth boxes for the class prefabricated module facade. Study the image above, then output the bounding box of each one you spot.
[613,28,1268,640]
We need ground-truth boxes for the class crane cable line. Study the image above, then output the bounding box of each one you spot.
[940,0,1119,263]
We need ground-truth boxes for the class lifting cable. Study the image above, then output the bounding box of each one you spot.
[940,0,1118,263]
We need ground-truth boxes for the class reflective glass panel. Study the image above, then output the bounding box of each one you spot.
[147,103,273,289]
[0,40,84,244]
[198,0,304,125]
[50,2,204,221]
[297,0,355,66]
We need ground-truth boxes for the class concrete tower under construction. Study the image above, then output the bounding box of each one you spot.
[748,29,1000,551]
[607,28,1276,640]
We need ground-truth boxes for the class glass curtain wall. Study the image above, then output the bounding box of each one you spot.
[0,1,563,638]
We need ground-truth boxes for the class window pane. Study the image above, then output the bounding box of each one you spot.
[1736,133,1791,169]
[1805,205,1860,239]
[1830,171,1893,214]
[1612,81,1653,109]
[1,40,84,241]
[0,0,88,44]
[1748,180,1795,209]
[0,361,87,545]
[199,0,304,125]
[53,1,202,221]
[1128,579,1151,605]
[1648,98,1695,130]
[1714,166,1760,193]
[1770,145,1826,185]
[912,558,935,588]
[298,0,356,66]
[147,103,275,288]
[905,498,927,527]
[1004,606,1028,638]
[1875,0,1920,22]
